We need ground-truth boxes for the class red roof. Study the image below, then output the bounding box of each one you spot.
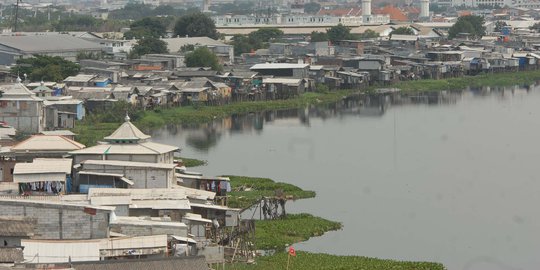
[458,11,472,17]
[403,6,420,14]
[374,5,408,21]
[318,7,362,16]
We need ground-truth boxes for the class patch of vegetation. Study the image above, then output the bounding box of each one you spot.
[225,176,315,209]
[176,157,207,167]
[395,70,540,93]
[232,251,445,270]
[73,90,355,146]
[254,214,341,250]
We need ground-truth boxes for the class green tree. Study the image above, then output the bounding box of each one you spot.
[448,15,486,39]
[358,29,379,39]
[185,47,222,71]
[231,35,254,55]
[327,24,351,43]
[230,28,283,55]
[174,12,219,39]
[11,55,80,82]
[310,31,328,42]
[390,27,415,35]
[249,28,283,42]
[130,37,169,58]
[124,17,168,39]
[53,15,99,31]
[304,2,321,14]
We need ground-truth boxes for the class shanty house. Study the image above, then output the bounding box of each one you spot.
[250,63,309,78]
[0,81,44,133]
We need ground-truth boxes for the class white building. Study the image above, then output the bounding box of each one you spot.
[213,13,390,27]
[449,0,540,8]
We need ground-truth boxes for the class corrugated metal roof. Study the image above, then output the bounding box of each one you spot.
[390,34,418,41]
[104,120,151,141]
[13,172,66,183]
[11,135,85,152]
[263,78,303,85]
[171,235,197,244]
[100,235,167,250]
[172,185,215,200]
[14,158,72,174]
[130,200,190,210]
[0,34,103,53]
[190,202,240,211]
[162,37,229,52]
[183,213,212,224]
[82,160,176,169]
[71,141,178,155]
[78,171,134,186]
[251,63,309,70]
[0,83,42,101]
[112,217,187,228]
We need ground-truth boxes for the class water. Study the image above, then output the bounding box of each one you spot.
[151,85,540,270]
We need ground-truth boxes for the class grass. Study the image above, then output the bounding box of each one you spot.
[175,157,206,167]
[231,251,445,270]
[394,69,540,93]
[255,213,341,250]
[225,175,316,209]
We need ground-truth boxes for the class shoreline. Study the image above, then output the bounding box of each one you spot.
[74,69,540,147]
[202,174,444,269]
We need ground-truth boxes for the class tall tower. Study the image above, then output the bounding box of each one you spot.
[420,0,430,18]
[362,0,371,16]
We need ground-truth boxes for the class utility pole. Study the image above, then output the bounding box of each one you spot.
[13,0,20,32]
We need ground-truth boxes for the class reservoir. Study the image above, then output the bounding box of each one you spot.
[152,85,540,270]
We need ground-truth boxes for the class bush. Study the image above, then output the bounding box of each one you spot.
[315,84,329,94]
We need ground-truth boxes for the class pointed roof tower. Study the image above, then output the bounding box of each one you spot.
[103,114,151,143]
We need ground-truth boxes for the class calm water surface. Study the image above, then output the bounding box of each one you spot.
[152,85,540,270]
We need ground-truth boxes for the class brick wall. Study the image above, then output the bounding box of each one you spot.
[0,201,110,240]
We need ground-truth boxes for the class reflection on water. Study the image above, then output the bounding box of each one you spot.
[157,89,465,152]
[151,84,540,270]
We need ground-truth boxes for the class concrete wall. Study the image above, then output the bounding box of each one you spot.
[0,201,110,240]
[80,163,174,189]
[0,160,16,182]
[0,101,43,133]
[111,223,187,237]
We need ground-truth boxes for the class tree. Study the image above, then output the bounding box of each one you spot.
[310,31,328,42]
[327,24,351,44]
[231,35,255,55]
[124,17,168,39]
[230,28,283,55]
[11,55,80,82]
[53,15,100,31]
[130,37,169,58]
[448,15,486,39]
[174,12,219,39]
[304,2,321,14]
[184,47,222,71]
[358,29,379,39]
[390,27,415,35]
[249,28,283,43]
